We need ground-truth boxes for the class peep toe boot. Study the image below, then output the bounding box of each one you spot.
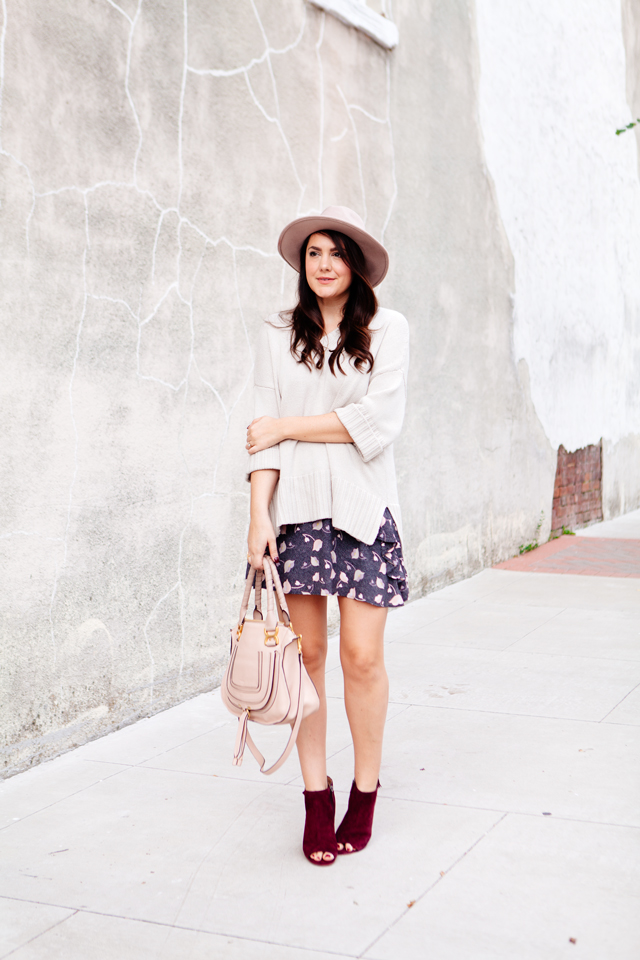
[302,776,338,865]
[336,780,380,854]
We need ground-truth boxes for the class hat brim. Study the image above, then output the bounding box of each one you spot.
[277,216,389,287]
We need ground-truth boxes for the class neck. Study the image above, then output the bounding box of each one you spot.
[317,292,349,334]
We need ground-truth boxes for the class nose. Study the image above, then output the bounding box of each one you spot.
[319,249,332,271]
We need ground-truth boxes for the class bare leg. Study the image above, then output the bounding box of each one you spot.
[338,597,389,793]
[286,594,334,863]
[286,594,329,791]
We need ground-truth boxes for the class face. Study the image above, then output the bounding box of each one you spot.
[304,233,352,302]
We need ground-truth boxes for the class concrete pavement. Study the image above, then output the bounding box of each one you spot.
[1,511,639,959]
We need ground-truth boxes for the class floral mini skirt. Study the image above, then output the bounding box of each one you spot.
[275,508,409,607]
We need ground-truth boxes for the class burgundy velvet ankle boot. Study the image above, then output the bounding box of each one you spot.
[302,776,338,865]
[336,780,380,854]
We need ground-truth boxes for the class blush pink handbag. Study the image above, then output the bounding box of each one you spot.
[221,556,320,774]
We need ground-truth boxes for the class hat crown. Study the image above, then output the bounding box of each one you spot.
[317,206,365,231]
[277,205,389,286]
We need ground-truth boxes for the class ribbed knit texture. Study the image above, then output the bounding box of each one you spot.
[247,308,409,546]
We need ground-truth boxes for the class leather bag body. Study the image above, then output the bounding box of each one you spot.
[221,556,320,774]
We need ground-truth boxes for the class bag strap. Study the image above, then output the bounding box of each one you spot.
[253,569,263,620]
[237,556,290,630]
[263,556,291,627]
[238,565,257,625]
[231,651,306,775]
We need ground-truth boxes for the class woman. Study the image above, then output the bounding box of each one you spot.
[246,206,409,865]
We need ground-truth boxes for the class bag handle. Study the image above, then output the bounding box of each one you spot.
[237,555,290,629]
[263,556,291,627]
[253,569,263,620]
[238,565,258,626]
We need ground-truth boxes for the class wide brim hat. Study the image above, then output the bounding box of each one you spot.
[277,205,389,287]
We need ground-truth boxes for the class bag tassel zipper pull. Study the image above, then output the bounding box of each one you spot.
[232,709,250,766]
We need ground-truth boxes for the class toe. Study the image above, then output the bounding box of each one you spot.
[345,842,354,853]
[310,851,323,862]
[322,852,335,862]
[336,842,344,851]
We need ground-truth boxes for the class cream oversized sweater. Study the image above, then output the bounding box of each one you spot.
[247,308,410,545]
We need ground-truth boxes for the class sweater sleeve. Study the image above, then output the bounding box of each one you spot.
[247,322,281,477]
[334,316,410,463]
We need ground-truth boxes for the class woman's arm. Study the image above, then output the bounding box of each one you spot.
[247,469,280,569]
[247,412,353,453]
[334,317,410,463]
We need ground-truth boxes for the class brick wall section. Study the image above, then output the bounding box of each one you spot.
[551,442,603,536]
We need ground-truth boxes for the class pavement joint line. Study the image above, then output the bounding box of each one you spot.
[379,704,412,724]
[0,896,359,959]
[76,718,232,768]
[395,602,571,650]
[383,700,635,724]
[601,719,639,727]
[512,651,640,663]
[358,811,509,959]
[497,605,568,652]
[597,680,640,722]
[388,644,640,665]
[353,793,640,829]
[390,641,640,662]
[24,764,600,827]
[0,765,131,834]
[0,908,79,960]
[506,810,640,829]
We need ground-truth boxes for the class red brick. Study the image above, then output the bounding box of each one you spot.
[551,442,603,533]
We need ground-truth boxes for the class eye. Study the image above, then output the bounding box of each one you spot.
[332,251,342,258]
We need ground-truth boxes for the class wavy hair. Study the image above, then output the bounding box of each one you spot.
[286,230,377,375]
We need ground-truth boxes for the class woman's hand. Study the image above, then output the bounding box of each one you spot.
[246,416,282,454]
[247,514,278,570]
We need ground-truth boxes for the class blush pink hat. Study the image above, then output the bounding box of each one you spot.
[277,205,389,287]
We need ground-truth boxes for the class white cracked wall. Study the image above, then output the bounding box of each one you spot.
[0,0,400,775]
[1,0,639,775]
[475,0,640,512]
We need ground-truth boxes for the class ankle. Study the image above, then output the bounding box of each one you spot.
[304,775,332,793]
[353,776,380,793]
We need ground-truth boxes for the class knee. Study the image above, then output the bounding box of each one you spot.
[341,647,385,684]
[301,642,327,676]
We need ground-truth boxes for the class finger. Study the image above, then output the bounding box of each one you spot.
[268,536,279,563]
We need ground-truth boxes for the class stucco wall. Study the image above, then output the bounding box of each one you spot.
[476,0,640,525]
[1,0,639,776]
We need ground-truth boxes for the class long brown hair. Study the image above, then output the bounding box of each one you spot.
[287,230,377,374]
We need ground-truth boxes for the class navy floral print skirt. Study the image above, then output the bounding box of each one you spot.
[275,508,409,607]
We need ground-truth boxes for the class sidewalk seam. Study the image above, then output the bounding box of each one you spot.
[0,908,78,960]
[358,811,509,958]
[598,680,640,722]
[0,767,129,835]
[0,896,358,958]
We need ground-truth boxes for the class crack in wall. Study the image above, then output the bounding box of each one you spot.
[0,0,398,736]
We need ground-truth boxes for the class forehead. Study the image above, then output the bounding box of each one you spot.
[307,232,336,249]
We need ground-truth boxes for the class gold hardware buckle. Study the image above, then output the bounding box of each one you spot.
[236,622,244,639]
[264,626,279,646]
[297,634,303,654]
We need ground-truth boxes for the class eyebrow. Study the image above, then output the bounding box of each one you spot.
[307,244,339,252]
